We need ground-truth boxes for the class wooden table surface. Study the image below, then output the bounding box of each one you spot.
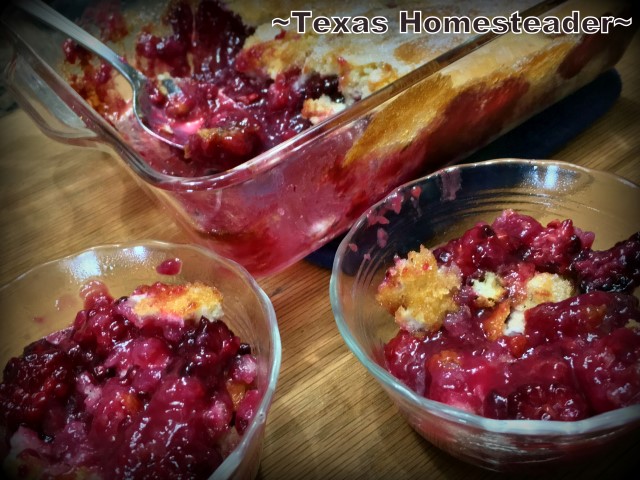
[1,35,639,480]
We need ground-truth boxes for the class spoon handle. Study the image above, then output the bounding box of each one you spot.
[14,0,141,84]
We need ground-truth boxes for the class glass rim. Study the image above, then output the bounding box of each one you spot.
[330,158,640,436]
[0,240,282,478]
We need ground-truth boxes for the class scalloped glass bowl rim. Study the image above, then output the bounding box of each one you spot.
[0,240,282,479]
[330,158,640,437]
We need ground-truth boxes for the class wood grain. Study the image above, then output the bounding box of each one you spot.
[0,34,639,480]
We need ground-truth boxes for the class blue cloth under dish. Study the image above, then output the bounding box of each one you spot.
[305,69,623,270]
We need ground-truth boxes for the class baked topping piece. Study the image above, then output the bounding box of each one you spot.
[126,281,224,325]
[504,272,577,335]
[377,245,461,333]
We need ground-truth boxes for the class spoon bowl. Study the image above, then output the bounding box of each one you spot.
[131,74,205,149]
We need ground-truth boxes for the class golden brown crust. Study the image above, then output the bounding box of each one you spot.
[377,245,461,333]
[343,73,454,166]
[130,281,223,323]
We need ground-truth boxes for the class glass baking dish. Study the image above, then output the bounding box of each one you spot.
[1,0,635,276]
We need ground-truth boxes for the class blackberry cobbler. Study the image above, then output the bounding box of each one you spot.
[63,0,539,175]
[0,281,260,479]
[378,210,640,420]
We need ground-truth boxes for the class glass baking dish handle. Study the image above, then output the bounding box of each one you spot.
[3,52,102,148]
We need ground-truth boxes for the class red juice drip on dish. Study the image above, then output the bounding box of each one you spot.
[156,258,182,275]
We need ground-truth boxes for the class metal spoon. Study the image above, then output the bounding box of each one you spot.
[15,0,202,150]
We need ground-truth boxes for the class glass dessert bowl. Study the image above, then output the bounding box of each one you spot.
[330,159,640,471]
[1,1,636,276]
[0,242,281,479]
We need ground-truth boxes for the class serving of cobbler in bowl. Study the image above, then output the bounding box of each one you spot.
[2,0,636,275]
[330,159,640,471]
[0,242,281,479]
